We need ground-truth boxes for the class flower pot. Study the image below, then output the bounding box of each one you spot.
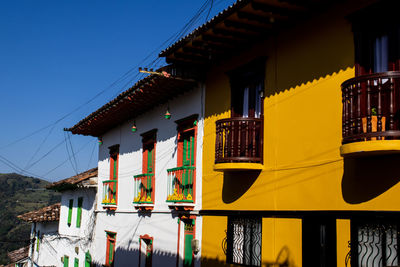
[362,116,386,140]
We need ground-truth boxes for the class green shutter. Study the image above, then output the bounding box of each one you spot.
[64,256,69,267]
[113,156,117,179]
[74,258,79,267]
[183,138,188,166]
[190,135,195,165]
[76,197,83,228]
[183,233,193,267]
[36,231,40,251]
[147,147,153,173]
[67,199,73,226]
[85,251,92,267]
[109,240,114,265]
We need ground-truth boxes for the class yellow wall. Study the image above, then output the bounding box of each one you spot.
[337,219,351,267]
[202,3,400,213]
[201,2,400,266]
[262,218,302,267]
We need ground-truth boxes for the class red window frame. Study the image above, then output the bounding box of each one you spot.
[108,145,119,207]
[105,231,117,267]
[138,234,153,267]
[177,116,197,203]
[141,130,157,175]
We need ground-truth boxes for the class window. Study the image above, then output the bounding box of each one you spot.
[229,59,265,118]
[226,217,261,266]
[76,197,83,228]
[74,258,79,267]
[183,220,195,267]
[63,255,69,267]
[35,231,41,252]
[67,199,73,226]
[351,220,399,267]
[167,115,197,203]
[352,3,400,76]
[139,235,153,267]
[85,251,92,267]
[133,130,156,205]
[105,231,116,267]
[102,145,119,206]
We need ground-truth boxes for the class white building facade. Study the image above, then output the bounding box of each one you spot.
[67,67,204,267]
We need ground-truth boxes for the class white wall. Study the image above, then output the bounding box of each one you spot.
[59,188,97,238]
[30,221,60,267]
[93,85,204,266]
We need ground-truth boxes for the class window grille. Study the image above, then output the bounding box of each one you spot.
[226,217,262,266]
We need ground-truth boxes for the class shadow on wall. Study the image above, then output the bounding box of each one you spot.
[342,154,400,204]
[222,170,261,203]
[90,246,294,267]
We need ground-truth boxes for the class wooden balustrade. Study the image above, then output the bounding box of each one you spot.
[133,173,154,204]
[342,71,400,144]
[102,180,117,205]
[166,166,195,203]
[215,117,263,164]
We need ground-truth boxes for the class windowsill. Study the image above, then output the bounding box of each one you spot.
[133,203,154,211]
[167,202,195,211]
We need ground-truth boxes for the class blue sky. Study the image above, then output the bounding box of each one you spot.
[0,0,234,181]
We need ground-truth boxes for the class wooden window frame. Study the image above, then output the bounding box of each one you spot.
[106,145,119,208]
[138,234,153,267]
[228,58,265,118]
[172,115,198,204]
[105,231,117,267]
[141,129,157,175]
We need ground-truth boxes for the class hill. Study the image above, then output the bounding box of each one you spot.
[0,173,60,265]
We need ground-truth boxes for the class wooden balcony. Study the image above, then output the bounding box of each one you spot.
[102,180,117,209]
[133,173,154,210]
[166,166,195,210]
[341,71,400,156]
[215,117,263,171]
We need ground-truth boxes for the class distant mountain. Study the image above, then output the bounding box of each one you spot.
[0,173,60,265]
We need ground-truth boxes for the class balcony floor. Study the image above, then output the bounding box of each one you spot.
[214,162,264,172]
[340,140,400,157]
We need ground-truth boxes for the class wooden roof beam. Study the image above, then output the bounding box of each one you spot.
[212,27,259,39]
[224,19,272,33]
[251,1,308,15]
[202,33,248,45]
[237,11,289,24]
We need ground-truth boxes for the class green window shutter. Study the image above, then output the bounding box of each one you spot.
[190,135,195,165]
[76,197,83,228]
[74,258,79,267]
[113,156,117,179]
[64,256,69,267]
[147,147,153,173]
[183,139,188,166]
[184,233,194,267]
[85,251,92,267]
[68,199,73,226]
[36,231,40,251]
[109,240,114,265]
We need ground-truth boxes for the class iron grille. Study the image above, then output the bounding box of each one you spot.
[226,217,262,266]
[353,222,399,267]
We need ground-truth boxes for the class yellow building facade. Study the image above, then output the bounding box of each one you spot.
[161,0,400,266]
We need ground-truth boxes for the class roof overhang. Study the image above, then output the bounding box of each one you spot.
[65,65,199,137]
[159,0,334,64]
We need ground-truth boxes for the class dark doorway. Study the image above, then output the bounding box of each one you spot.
[302,217,337,267]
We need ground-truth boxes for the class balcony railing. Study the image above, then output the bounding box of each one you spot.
[166,166,195,203]
[133,173,154,204]
[215,117,262,163]
[102,180,117,205]
[342,71,400,144]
